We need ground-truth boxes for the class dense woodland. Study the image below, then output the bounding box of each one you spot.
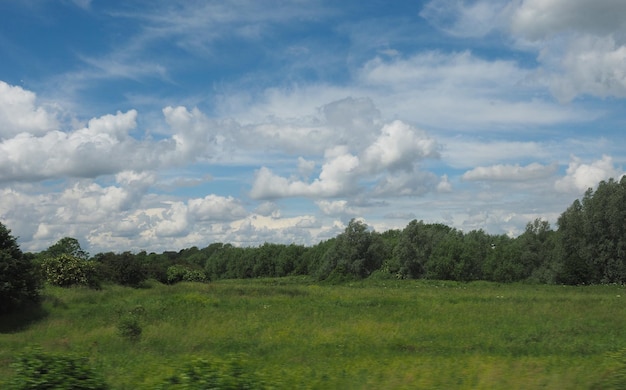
[2,177,626,314]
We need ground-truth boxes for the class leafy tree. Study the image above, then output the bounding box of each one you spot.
[41,237,89,261]
[557,177,626,284]
[40,254,98,288]
[317,219,385,280]
[389,221,452,279]
[0,222,41,314]
[482,235,525,283]
[93,252,147,287]
[426,230,463,280]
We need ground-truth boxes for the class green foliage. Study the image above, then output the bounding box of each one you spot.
[116,305,145,342]
[316,219,385,280]
[9,347,108,389]
[0,222,41,314]
[390,220,451,279]
[117,314,142,342]
[40,254,99,288]
[166,265,208,284]
[158,356,267,389]
[41,237,89,261]
[94,251,147,287]
[557,177,626,284]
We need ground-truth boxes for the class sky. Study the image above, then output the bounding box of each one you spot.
[0,0,625,254]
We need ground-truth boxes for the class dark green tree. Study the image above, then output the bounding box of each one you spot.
[41,237,89,260]
[93,252,147,287]
[317,219,385,280]
[386,221,452,279]
[0,222,41,314]
[557,177,626,284]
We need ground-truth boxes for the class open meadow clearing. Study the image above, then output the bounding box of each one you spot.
[2,277,626,389]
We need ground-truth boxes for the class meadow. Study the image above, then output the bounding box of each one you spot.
[2,277,626,389]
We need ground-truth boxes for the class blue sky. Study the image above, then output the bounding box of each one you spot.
[1,0,625,253]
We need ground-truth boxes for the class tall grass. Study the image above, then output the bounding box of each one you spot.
[1,278,626,388]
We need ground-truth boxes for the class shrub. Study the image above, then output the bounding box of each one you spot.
[94,252,147,287]
[117,305,145,342]
[166,265,208,284]
[0,223,41,314]
[158,356,267,389]
[40,254,99,288]
[9,347,109,389]
[117,315,142,342]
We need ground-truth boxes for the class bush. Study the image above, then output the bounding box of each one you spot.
[117,315,142,342]
[40,254,99,288]
[0,223,41,314]
[116,305,145,342]
[94,252,147,287]
[158,356,267,389]
[9,347,109,389]
[166,265,208,284]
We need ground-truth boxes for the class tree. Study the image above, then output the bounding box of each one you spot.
[317,219,385,280]
[556,177,626,284]
[0,222,41,314]
[94,252,147,287]
[390,221,452,279]
[42,237,89,260]
[40,254,99,288]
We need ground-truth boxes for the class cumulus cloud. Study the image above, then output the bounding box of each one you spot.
[546,35,626,102]
[555,155,624,193]
[0,81,58,138]
[421,0,626,102]
[241,97,382,155]
[463,162,558,181]
[250,120,441,200]
[188,194,247,221]
[316,200,358,217]
[361,120,439,173]
[437,175,453,193]
[250,148,361,199]
[0,83,239,183]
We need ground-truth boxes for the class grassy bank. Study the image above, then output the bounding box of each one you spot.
[2,277,626,388]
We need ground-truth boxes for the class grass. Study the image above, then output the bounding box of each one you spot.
[2,277,626,388]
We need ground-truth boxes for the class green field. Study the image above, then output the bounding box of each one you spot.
[2,277,626,389]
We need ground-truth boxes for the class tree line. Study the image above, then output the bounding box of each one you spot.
[2,176,626,314]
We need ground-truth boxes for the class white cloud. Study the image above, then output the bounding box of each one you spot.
[250,120,441,200]
[437,175,453,193]
[420,0,510,37]
[372,171,440,197]
[510,0,626,40]
[188,194,247,221]
[463,162,558,181]
[154,201,190,238]
[555,155,624,193]
[547,35,626,102]
[361,120,439,173]
[421,0,626,102]
[443,139,548,169]
[0,110,148,181]
[0,81,58,138]
[358,51,590,129]
[316,200,358,217]
[250,148,361,199]
[0,84,245,183]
